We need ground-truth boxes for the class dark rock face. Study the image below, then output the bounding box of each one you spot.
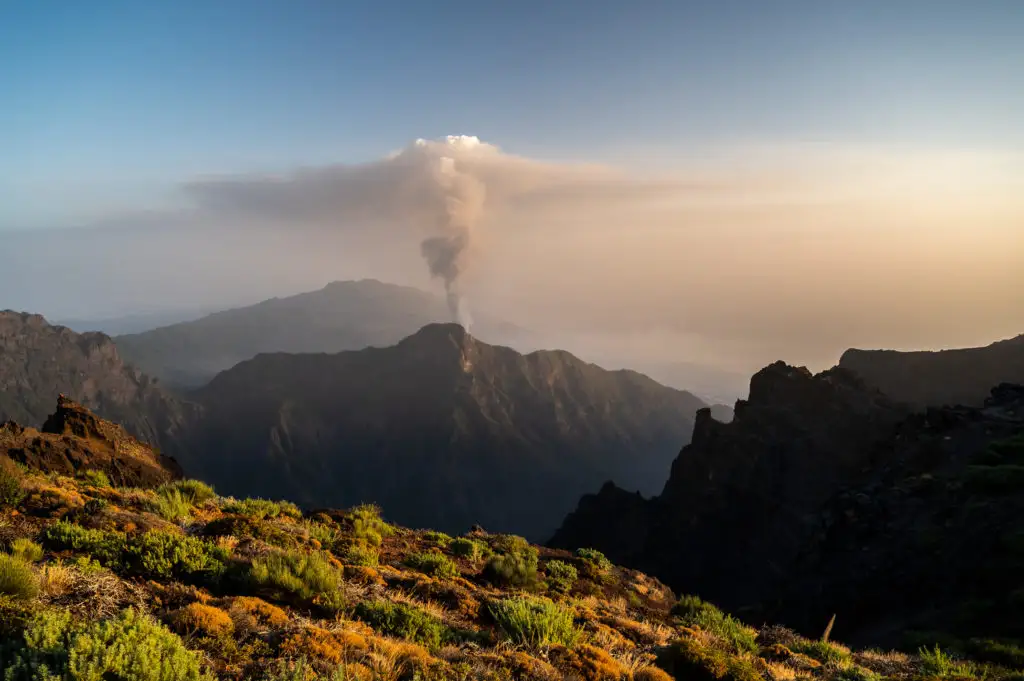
[1,397,182,487]
[552,358,1024,646]
[839,333,1024,408]
[0,310,195,459]
[185,323,709,540]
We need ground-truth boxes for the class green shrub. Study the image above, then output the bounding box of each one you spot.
[43,520,127,568]
[483,535,539,588]
[790,639,853,666]
[250,550,341,602]
[347,504,395,546]
[404,551,459,579]
[123,530,229,580]
[343,543,378,567]
[422,530,452,547]
[223,497,302,520]
[304,520,341,549]
[354,599,451,649]
[0,459,25,507]
[488,596,580,648]
[672,595,758,654]
[544,560,578,594]
[450,537,487,561]
[150,488,194,522]
[0,607,213,680]
[660,636,762,681]
[43,522,226,581]
[80,469,112,488]
[158,479,217,505]
[575,547,612,573]
[0,554,38,600]
[919,645,974,678]
[8,538,43,563]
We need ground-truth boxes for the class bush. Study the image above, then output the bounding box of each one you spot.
[0,459,25,507]
[9,538,44,563]
[158,479,217,505]
[347,504,395,546]
[790,639,852,666]
[43,521,227,581]
[250,550,341,602]
[488,596,580,648]
[483,535,539,588]
[223,497,301,520]
[169,602,234,638]
[918,645,974,678]
[422,530,451,547]
[343,543,378,567]
[124,530,229,580]
[404,551,459,579]
[672,595,758,654]
[150,488,194,522]
[659,636,762,681]
[305,520,341,549]
[0,554,39,600]
[80,469,112,488]
[450,537,486,561]
[354,599,451,649]
[0,607,213,680]
[544,560,578,594]
[576,547,612,573]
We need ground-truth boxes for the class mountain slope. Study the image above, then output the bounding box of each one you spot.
[5,404,1017,681]
[0,310,193,457]
[839,333,1024,407]
[114,279,524,388]
[184,323,708,539]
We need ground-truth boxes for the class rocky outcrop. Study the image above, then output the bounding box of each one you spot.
[839,333,1024,407]
[1,397,182,487]
[0,310,195,458]
[551,361,909,621]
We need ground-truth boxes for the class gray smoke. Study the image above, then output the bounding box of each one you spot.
[421,153,486,328]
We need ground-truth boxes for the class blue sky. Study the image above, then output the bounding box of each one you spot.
[1,0,1021,229]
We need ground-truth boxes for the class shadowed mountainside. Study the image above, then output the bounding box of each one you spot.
[839,334,1024,407]
[184,323,710,540]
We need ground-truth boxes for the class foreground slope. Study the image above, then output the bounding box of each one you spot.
[114,279,524,388]
[839,333,1024,407]
[2,403,1021,681]
[0,310,193,456]
[186,323,707,540]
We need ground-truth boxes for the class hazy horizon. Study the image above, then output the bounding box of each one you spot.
[2,2,1021,379]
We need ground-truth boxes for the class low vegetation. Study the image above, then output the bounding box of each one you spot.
[0,459,1020,681]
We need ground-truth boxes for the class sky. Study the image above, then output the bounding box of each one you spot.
[1,1,1022,380]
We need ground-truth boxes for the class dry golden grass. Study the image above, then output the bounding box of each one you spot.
[37,560,75,598]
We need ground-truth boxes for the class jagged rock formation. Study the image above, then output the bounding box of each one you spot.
[0,310,194,457]
[839,333,1024,407]
[185,323,709,540]
[1,397,182,486]
[551,362,908,618]
[115,279,525,388]
[552,360,1024,646]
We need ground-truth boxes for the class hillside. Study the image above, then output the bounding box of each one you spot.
[552,364,1024,648]
[839,333,1024,407]
[2,403,1021,681]
[184,323,709,540]
[114,279,525,388]
[0,310,194,457]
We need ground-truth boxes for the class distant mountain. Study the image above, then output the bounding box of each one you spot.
[114,279,526,388]
[839,333,1024,407]
[183,323,709,539]
[0,310,193,458]
[57,307,218,335]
